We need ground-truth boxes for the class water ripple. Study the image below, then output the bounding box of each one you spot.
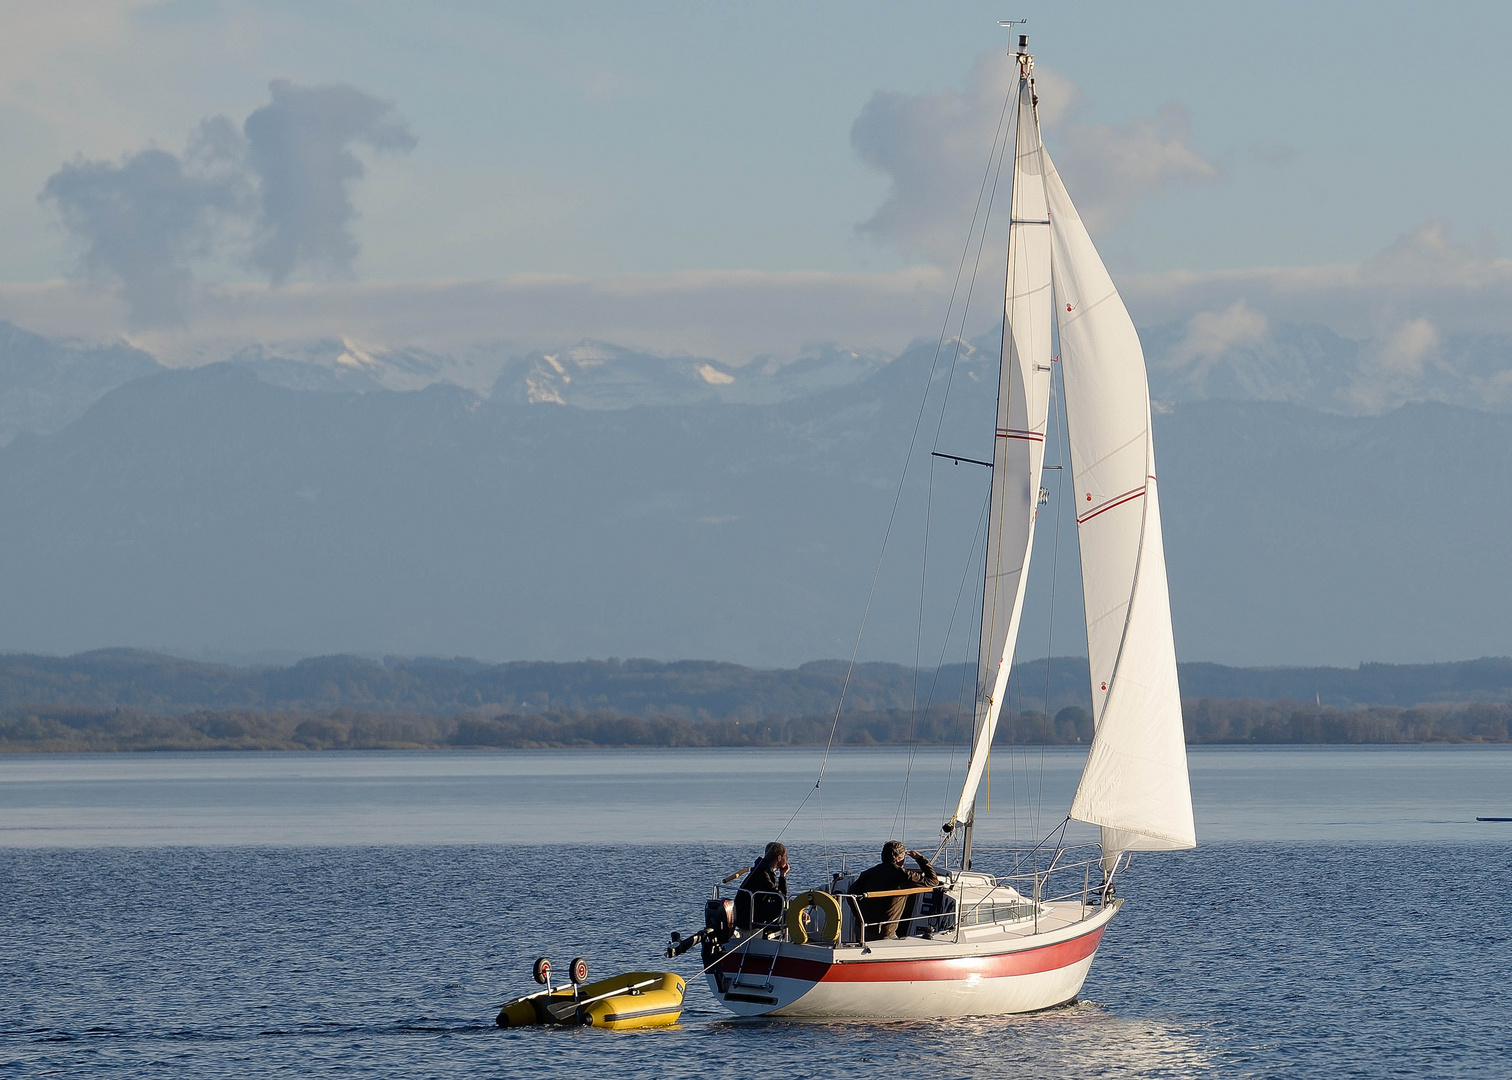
[1,843,1508,1078]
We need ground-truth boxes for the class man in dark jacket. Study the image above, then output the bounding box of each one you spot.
[735,841,789,931]
[850,840,939,938]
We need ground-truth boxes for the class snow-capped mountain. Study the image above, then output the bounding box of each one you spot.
[11,311,1512,433]
[223,339,488,394]
[1142,321,1512,415]
[491,341,887,409]
[496,342,740,409]
[0,322,161,444]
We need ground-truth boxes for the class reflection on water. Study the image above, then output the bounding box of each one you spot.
[1,745,1508,847]
[703,1006,1222,1079]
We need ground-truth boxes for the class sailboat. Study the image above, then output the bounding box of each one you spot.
[683,37,1196,1020]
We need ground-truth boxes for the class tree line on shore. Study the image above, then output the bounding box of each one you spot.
[2,697,1508,752]
[11,650,1512,721]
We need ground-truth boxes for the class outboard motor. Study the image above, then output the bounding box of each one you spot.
[704,898,735,943]
[702,897,735,967]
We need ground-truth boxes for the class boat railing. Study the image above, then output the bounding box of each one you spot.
[823,844,1106,904]
[712,842,1109,946]
[713,886,789,934]
[960,844,1109,933]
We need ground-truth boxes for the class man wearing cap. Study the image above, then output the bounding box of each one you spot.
[850,840,939,939]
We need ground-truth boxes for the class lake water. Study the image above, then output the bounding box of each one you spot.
[2,746,1510,1077]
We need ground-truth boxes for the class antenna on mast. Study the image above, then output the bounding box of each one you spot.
[997,18,1028,54]
[997,19,1034,70]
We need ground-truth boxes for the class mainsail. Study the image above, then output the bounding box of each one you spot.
[1044,148,1196,857]
[952,69,1054,825]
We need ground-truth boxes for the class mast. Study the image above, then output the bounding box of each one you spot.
[950,37,1055,857]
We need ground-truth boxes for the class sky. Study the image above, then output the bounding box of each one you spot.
[3,0,1511,365]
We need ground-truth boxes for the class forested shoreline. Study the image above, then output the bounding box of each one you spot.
[10,650,1512,720]
[4,649,1512,751]
[2,698,1508,752]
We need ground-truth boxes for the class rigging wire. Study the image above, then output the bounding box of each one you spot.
[936,533,981,813]
[938,607,980,872]
[1012,635,1027,837]
[938,526,984,822]
[893,71,1020,836]
[894,484,992,842]
[774,69,1019,850]
[894,454,939,845]
[905,75,1020,797]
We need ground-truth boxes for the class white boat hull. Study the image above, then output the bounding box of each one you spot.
[708,900,1118,1020]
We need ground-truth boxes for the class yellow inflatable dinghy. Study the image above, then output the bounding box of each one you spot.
[496,958,684,1031]
[578,972,685,1030]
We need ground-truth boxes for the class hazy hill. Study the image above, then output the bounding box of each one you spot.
[4,651,1512,718]
[0,650,1080,717]
[3,321,1512,666]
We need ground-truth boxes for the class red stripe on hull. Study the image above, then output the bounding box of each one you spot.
[719,924,1106,986]
[823,926,1105,983]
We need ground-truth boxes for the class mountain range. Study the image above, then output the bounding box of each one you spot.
[1,318,1511,668]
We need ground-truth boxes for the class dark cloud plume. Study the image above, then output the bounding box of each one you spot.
[40,119,249,327]
[40,82,414,326]
[244,80,417,284]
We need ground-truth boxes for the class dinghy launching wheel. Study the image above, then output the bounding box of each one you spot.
[532,957,552,985]
[570,957,589,985]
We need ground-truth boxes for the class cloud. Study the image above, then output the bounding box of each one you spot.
[38,81,414,326]
[1372,317,1440,378]
[1050,102,1221,233]
[1125,225,1512,415]
[1122,221,1512,338]
[0,266,952,368]
[1342,317,1443,413]
[1358,219,1500,293]
[1161,301,1269,387]
[850,51,1018,264]
[6,222,1512,405]
[38,118,250,327]
[244,80,417,284]
[851,50,1221,262]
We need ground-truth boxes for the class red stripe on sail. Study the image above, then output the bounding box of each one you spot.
[996,428,1045,442]
[1077,486,1144,525]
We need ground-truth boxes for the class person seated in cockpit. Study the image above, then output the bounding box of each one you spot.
[734,841,789,931]
[850,840,939,938]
